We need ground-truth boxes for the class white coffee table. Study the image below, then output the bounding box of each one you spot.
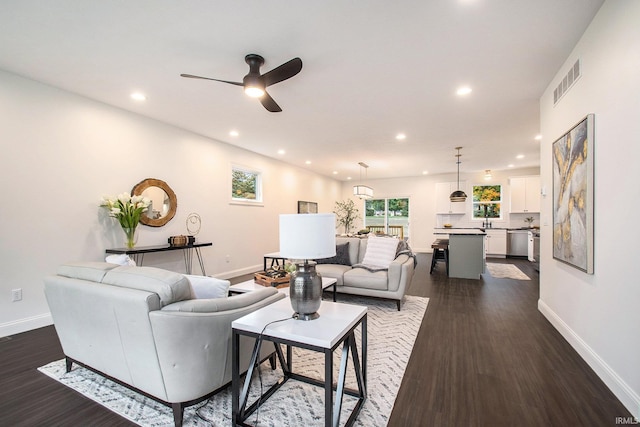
[231,297,367,427]
[230,276,338,301]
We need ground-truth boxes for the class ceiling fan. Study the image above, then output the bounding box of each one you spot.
[180,54,302,112]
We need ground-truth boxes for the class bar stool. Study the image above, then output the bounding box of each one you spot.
[430,239,449,275]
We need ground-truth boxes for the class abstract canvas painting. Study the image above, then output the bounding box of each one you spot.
[552,114,594,273]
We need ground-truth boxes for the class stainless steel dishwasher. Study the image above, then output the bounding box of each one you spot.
[507,230,529,257]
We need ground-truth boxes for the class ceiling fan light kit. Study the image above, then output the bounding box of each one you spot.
[450,147,468,202]
[181,53,302,112]
[244,86,265,98]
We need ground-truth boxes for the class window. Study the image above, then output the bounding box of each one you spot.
[473,185,502,219]
[231,166,262,204]
[364,198,409,239]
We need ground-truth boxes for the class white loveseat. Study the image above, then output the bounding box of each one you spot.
[44,262,284,426]
[315,235,415,310]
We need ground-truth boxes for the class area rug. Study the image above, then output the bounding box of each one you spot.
[38,295,428,427]
[485,263,530,280]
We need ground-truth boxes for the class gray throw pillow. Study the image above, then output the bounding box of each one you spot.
[315,242,351,266]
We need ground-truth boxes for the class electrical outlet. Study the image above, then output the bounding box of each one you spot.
[11,288,22,302]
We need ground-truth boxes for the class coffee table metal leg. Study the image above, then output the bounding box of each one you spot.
[362,315,367,390]
[325,347,334,427]
[333,334,352,427]
[234,334,263,424]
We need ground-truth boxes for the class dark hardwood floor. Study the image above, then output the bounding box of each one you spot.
[0,255,631,426]
[389,255,631,427]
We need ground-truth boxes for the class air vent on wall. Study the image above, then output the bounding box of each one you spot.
[553,59,581,105]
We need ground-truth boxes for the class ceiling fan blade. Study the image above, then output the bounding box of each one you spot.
[180,74,243,86]
[262,58,303,87]
[260,91,282,112]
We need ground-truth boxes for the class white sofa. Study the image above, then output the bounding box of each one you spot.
[44,262,284,426]
[315,236,415,310]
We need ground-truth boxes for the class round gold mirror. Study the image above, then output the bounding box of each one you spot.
[131,178,177,227]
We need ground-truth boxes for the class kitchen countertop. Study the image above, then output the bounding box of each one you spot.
[434,228,485,235]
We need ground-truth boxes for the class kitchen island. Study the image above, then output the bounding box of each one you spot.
[434,229,485,279]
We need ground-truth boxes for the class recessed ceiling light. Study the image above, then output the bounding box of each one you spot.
[396,133,406,140]
[456,86,472,96]
[508,164,515,168]
[305,160,311,165]
[130,92,146,101]
[229,130,239,137]
[347,176,352,180]
[333,171,338,175]
[422,170,429,175]
[534,134,542,140]
[277,149,285,155]
[516,154,525,159]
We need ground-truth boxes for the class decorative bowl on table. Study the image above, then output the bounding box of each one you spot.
[444,224,453,228]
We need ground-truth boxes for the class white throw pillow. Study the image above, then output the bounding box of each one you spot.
[105,254,136,266]
[185,275,230,299]
[361,235,399,268]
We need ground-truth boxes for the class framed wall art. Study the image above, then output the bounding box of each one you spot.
[552,113,594,274]
[297,201,318,214]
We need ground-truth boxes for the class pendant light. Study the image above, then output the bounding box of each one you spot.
[450,147,467,202]
[353,162,373,199]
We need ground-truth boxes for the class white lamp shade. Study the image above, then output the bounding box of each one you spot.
[279,213,336,259]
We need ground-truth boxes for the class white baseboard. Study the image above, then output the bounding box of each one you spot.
[212,264,262,280]
[538,299,640,418]
[413,247,431,254]
[0,313,52,338]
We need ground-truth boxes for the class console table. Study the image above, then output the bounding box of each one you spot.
[232,297,367,427]
[105,242,212,275]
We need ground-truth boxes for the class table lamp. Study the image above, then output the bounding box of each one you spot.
[279,213,336,320]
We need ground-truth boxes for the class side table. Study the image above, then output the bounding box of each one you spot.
[232,298,367,427]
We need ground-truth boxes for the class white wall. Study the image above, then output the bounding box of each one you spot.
[538,0,640,417]
[339,166,540,253]
[0,70,341,337]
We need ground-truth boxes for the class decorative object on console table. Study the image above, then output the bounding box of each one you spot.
[122,227,138,249]
[552,113,594,274]
[186,212,201,241]
[168,235,188,247]
[279,213,336,320]
[100,193,151,249]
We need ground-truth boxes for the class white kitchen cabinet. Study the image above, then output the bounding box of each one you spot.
[510,176,540,213]
[485,229,507,258]
[436,181,467,214]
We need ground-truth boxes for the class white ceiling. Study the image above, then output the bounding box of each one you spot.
[0,0,603,180]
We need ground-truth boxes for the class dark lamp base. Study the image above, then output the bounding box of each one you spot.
[294,312,320,321]
[290,260,322,321]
